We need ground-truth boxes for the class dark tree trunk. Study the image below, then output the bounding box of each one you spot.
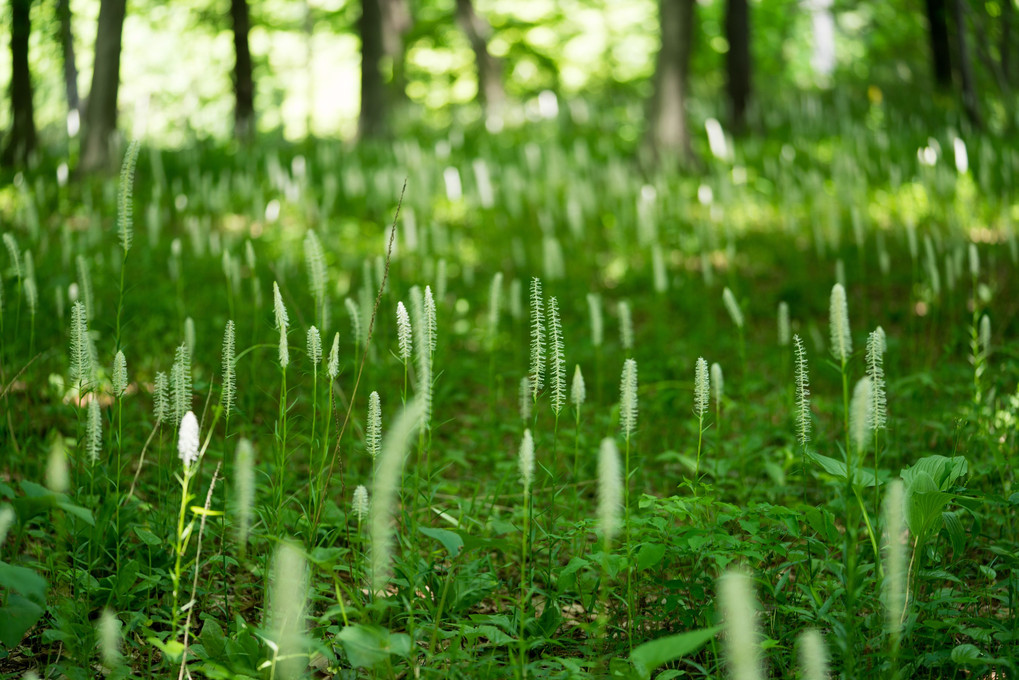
[2,0,36,167]
[953,0,982,126]
[648,0,696,163]
[80,0,127,172]
[455,0,504,117]
[926,0,953,88]
[56,0,80,123]
[380,0,411,104]
[230,0,255,140]
[725,0,751,135]
[359,0,386,138]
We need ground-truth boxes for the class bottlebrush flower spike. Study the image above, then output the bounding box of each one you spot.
[598,438,622,548]
[829,283,852,363]
[548,296,566,416]
[694,357,709,418]
[571,365,586,410]
[620,359,638,438]
[723,287,744,329]
[529,277,545,398]
[396,301,412,361]
[178,411,200,469]
[518,429,535,493]
[366,391,382,460]
[793,335,811,445]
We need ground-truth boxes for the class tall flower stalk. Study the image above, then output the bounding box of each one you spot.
[694,357,709,482]
[516,429,535,679]
[114,141,140,352]
[272,282,290,531]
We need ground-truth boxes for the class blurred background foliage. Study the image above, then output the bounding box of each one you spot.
[1,0,1015,158]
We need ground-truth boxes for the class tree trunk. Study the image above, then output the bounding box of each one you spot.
[926,0,953,88]
[380,0,411,105]
[953,0,982,127]
[2,0,36,167]
[648,0,696,163]
[80,0,127,172]
[230,0,255,141]
[456,0,505,118]
[56,0,80,126]
[359,0,386,138]
[725,0,751,135]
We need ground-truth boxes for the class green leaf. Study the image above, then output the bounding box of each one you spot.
[0,561,47,604]
[635,543,667,571]
[55,500,94,526]
[950,643,985,665]
[200,618,226,659]
[0,595,44,648]
[133,526,163,546]
[419,527,463,557]
[901,455,968,491]
[630,626,721,680]
[148,636,186,663]
[904,471,951,541]
[942,511,966,555]
[806,451,877,487]
[337,625,406,668]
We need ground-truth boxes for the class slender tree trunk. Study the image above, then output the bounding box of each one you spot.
[725,0,751,135]
[648,0,696,163]
[2,0,36,167]
[953,0,982,126]
[80,0,127,172]
[455,0,504,117]
[926,0,953,88]
[380,0,411,105]
[56,0,80,125]
[359,0,386,138]
[230,0,255,140]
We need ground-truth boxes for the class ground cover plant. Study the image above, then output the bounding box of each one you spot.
[1,96,1018,679]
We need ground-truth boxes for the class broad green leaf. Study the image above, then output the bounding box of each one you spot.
[904,471,951,541]
[419,526,463,557]
[148,636,186,662]
[0,561,47,603]
[133,526,163,546]
[901,455,968,491]
[338,625,405,668]
[950,643,985,665]
[0,595,44,648]
[630,626,721,680]
[55,500,94,526]
[635,543,667,571]
[807,451,878,487]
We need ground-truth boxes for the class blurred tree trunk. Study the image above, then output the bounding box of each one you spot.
[381,0,411,105]
[648,0,696,163]
[80,0,127,172]
[953,0,982,127]
[230,0,255,141]
[725,0,751,135]
[926,0,953,88]
[2,0,36,167]
[56,0,80,126]
[456,0,504,119]
[359,0,386,138]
